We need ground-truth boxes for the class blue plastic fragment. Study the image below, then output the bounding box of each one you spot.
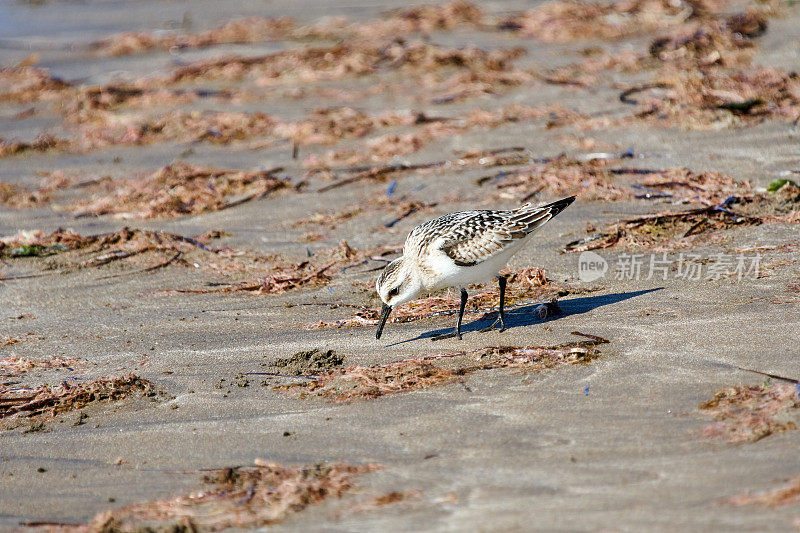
[387,181,397,196]
[490,172,507,185]
[712,196,741,218]
[584,385,590,395]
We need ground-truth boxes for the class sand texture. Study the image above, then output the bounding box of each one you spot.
[1,0,800,530]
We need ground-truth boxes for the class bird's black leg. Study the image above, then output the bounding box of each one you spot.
[480,275,507,333]
[455,287,468,339]
[432,287,468,341]
[496,275,507,331]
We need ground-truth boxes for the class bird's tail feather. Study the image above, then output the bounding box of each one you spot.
[510,195,577,234]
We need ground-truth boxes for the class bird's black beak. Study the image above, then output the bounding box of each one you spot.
[376,303,392,339]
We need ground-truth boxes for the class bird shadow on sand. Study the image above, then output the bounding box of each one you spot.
[385,287,663,346]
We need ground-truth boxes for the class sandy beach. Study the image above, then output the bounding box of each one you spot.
[1,0,799,530]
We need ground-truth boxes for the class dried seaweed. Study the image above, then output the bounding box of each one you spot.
[2,0,788,163]
[93,2,484,56]
[296,192,437,231]
[179,261,334,295]
[649,11,766,68]
[276,107,425,147]
[564,185,799,251]
[173,241,367,295]
[0,228,97,258]
[312,133,438,168]
[498,0,712,42]
[0,227,352,293]
[93,17,296,56]
[355,490,420,510]
[733,182,800,222]
[0,7,518,162]
[539,7,769,87]
[312,104,553,167]
[630,67,800,129]
[0,170,87,209]
[1,373,155,426]
[543,50,645,87]
[169,40,523,84]
[479,156,630,203]
[0,183,49,209]
[63,84,240,120]
[0,227,259,279]
[466,331,608,372]
[634,167,753,203]
[0,339,22,349]
[75,461,379,531]
[384,1,484,33]
[0,63,71,103]
[788,280,800,295]
[69,162,288,219]
[74,105,444,152]
[5,46,532,156]
[169,45,341,84]
[0,356,81,378]
[295,2,484,41]
[729,477,800,508]
[287,1,486,41]
[282,332,607,401]
[293,204,367,228]
[302,360,458,401]
[563,204,761,252]
[15,162,289,224]
[699,382,799,442]
[313,145,533,191]
[0,85,279,149]
[428,64,536,103]
[491,1,783,131]
[0,134,71,158]
[76,109,278,147]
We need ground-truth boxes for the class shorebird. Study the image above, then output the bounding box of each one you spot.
[375,196,576,340]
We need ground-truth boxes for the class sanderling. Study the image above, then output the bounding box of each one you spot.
[375,195,576,340]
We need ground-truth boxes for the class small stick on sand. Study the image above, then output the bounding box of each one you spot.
[97,251,182,279]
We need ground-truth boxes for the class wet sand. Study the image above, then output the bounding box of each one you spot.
[1,0,800,530]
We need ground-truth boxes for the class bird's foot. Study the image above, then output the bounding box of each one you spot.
[479,316,506,333]
[431,329,462,342]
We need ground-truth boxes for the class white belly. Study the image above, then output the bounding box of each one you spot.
[421,237,529,292]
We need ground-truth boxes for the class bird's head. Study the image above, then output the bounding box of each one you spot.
[374,257,421,339]
[376,257,420,307]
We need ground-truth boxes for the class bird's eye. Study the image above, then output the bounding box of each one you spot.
[388,287,399,298]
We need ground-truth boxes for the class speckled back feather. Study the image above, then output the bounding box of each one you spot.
[405,196,576,267]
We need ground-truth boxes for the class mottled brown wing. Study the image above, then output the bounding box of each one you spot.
[439,212,521,267]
